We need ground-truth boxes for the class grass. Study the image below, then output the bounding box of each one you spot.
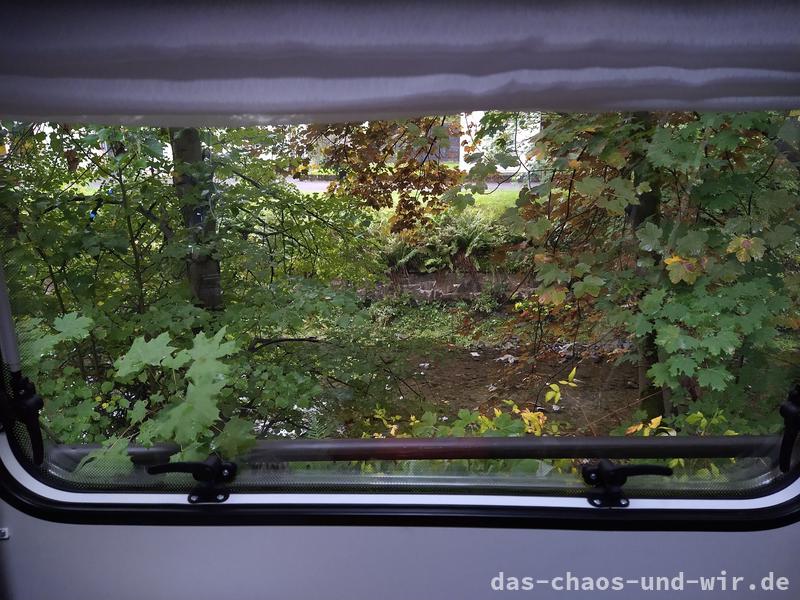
[470,189,519,219]
[379,188,520,222]
[295,178,520,223]
[374,299,520,350]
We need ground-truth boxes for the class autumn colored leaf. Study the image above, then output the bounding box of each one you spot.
[664,255,701,284]
[537,286,568,306]
[626,423,643,435]
[726,236,765,262]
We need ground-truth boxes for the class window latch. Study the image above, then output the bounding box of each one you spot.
[582,459,672,508]
[147,454,237,504]
[779,385,800,473]
[0,371,45,466]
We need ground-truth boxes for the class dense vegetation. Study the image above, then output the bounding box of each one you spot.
[0,111,798,475]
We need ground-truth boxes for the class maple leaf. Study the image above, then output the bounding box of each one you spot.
[667,355,698,377]
[115,332,176,379]
[647,362,672,387]
[704,330,740,356]
[631,313,654,337]
[656,325,698,353]
[53,312,94,341]
[726,236,766,262]
[537,263,570,286]
[636,222,662,253]
[697,367,733,391]
[601,177,637,214]
[129,400,147,424]
[525,217,551,240]
[664,255,701,284]
[573,275,605,298]
[537,286,567,306]
[185,327,237,385]
[626,423,643,435]
[675,230,709,256]
[77,438,133,475]
[639,288,667,315]
[574,176,605,197]
[214,417,257,458]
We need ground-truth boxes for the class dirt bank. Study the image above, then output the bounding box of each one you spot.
[402,344,640,435]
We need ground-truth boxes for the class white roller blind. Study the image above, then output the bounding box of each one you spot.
[2,1,799,125]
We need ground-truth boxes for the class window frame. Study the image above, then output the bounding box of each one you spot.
[3,431,800,531]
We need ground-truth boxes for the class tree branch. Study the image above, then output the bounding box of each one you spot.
[248,336,325,353]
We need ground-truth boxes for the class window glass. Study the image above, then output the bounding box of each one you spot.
[0,111,798,498]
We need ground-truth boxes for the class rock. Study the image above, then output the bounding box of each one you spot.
[499,336,521,351]
[495,354,519,364]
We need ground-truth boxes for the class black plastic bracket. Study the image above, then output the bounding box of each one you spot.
[147,454,237,504]
[582,459,673,508]
[779,385,800,473]
[0,371,44,465]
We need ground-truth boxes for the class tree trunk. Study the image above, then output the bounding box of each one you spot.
[170,128,222,310]
[629,113,668,418]
[631,186,666,417]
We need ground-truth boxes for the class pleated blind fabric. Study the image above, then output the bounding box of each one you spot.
[2,1,799,125]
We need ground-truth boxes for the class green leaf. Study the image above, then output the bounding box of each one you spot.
[115,332,176,379]
[601,146,627,169]
[667,355,697,377]
[524,217,551,240]
[675,230,709,256]
[704,330,739,356]
[412,411,438,437]
[18,330,60,368]
[141,377,225,447]
[537,285,567,306]
[572,262,591,277]
[53,312,93,341]
[537,263,570,286]
[142,138,165,158]
[636,222,662,253]
[603,177,636,214]
[660,301,691,324]
[77,438,133,475]
[710,129,742,152]
[567,366,577,382]
[764,224,796,248]
[631,313,654,337]
[647,362,672,387]
[185,327,237,385]
[161,350,191,371]
[777,118,800,150]
[697,367,733,391]
[129,400,147,424]
[573,274,605,298]
[647,127,702,171]
[214,417,256,458]
[574,176,605,197]
[656,325,698,353]
[639,288,667,315]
